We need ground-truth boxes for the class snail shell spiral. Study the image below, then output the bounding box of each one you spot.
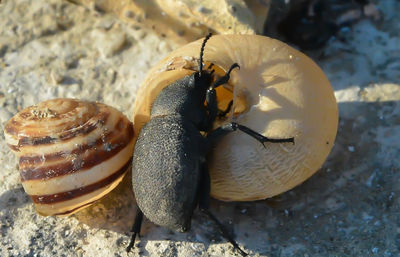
[133,34,338,201]
[4,98,134,216]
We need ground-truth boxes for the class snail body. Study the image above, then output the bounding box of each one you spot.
[133,34,338,201]
[4,98,134,216]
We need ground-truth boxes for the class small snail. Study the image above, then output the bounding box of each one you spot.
[4,98,134,216]
[133,34,338,201]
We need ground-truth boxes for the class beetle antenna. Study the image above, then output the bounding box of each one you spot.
[199,33,212,75]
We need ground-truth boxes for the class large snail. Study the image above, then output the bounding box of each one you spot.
[133,34,338,201]
[4,98,134,216]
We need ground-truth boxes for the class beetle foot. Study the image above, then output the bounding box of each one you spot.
[233,123,295,148]
[200,208,248,256]
[126,232,138,253]
[212,63,240,88]
[126,208,144,253]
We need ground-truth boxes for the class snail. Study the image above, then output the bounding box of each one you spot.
[133,34,338,201]
[4,98,134,216]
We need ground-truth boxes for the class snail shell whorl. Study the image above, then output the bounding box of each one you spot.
[133,35,338,201]
[4,98,134,216]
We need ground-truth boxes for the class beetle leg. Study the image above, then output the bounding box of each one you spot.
[198,164,248,257]
[205,86,218,129]
[207,122,295,148]
[217,100,233,118]
[212,63,240,89]
[205,86,233,128]
[126,208,144,253]
[207,63,215,76]
[205,63,239,128]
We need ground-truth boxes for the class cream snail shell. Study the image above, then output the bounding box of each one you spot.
[133,34,338,201]
[4,98,134,216]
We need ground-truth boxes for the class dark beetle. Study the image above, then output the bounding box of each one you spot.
[127,34,294,256]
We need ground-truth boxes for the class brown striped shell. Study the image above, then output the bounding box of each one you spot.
[4,98,134,216]
[133,34,338,201]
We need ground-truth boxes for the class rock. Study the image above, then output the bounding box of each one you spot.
[0,41,8,58]
[91,26,127,57]
[71,0,270,44]
[362,83,400,102]
[36,14,59,37]
[49,68,65,84]
[0,91,5,106]
[95,14,116,30]
[0,108,12,123]
[155,0,257,35]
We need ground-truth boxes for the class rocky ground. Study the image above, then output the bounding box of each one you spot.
[0,0,400,256]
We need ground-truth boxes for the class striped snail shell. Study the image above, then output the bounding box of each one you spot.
[4,98,134,216]
[133,34,338,201]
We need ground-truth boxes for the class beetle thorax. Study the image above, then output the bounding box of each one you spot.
[150,72,213,128]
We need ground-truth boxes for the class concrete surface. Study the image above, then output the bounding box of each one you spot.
[0,0,399,256]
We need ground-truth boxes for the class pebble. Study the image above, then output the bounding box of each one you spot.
[0,41,8,57]
[0,92,5,106]
[0,108,12,123]
[49,68,65,84]
[92,28,127,58]
[37,14,58,36]
[95,15,116,30]
[372,247,379,254]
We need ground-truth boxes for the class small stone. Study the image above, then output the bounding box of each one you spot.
[95,15,116,30]
[348,146,355,152]
[364,3,381,21]
[50,69,64,84]
[64,55,81,69]
[362,212,374,222]
[197,6,211,14]
[92,28,127,58]
[0,108,12,123]
[0,92,5,106]
[337,9,362,25]
[125,10,135,18]
[0,42,8,58]
[131,27,146,40]
[36,14,59,36]
[106,68,117,84]
[366,172,375,187]
[384,250,393,257]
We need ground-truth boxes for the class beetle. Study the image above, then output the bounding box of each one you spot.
[127,33,295,256]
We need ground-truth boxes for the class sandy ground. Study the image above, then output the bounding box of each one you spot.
[1,0,400,256]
